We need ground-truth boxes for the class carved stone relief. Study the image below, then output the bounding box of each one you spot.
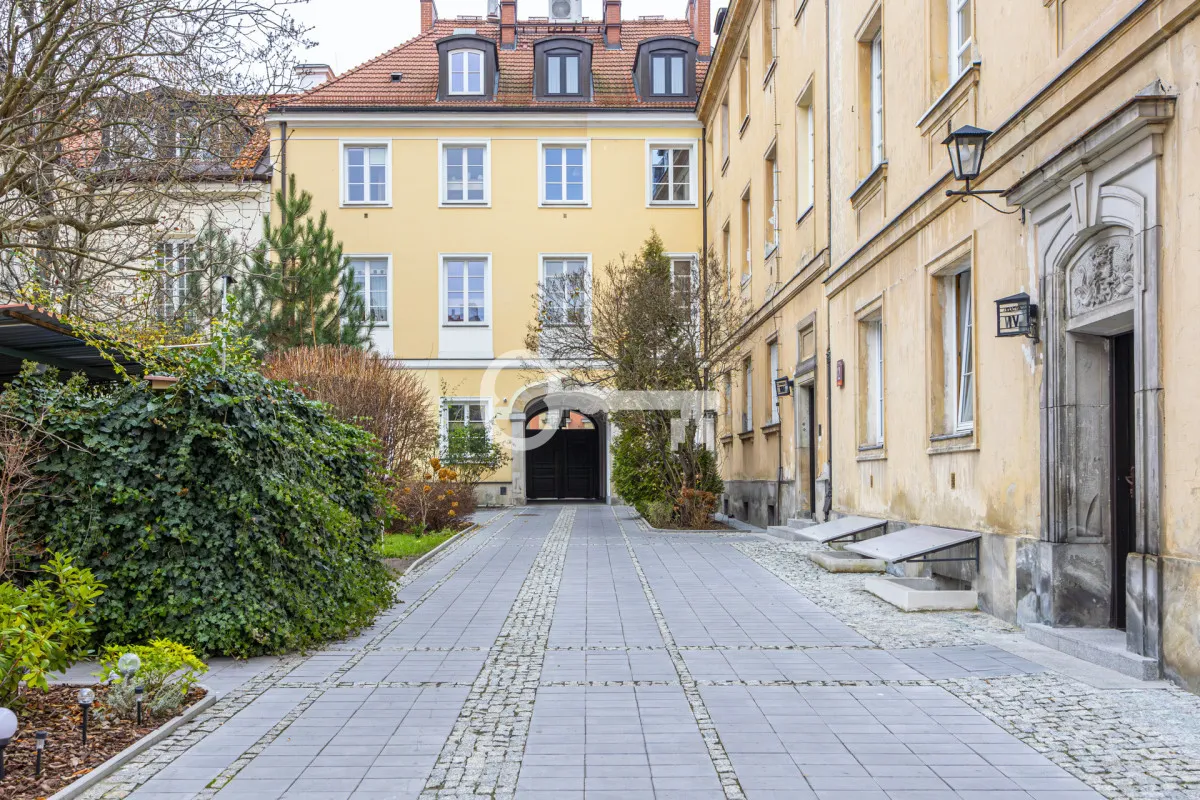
[1069,234,1135,317]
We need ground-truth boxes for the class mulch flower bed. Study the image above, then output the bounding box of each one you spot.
[0,683,205,800]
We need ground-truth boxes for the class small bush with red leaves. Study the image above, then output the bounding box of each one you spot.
[676,488,718,530]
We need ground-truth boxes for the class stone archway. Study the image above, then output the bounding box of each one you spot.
[1008,93,1172,662]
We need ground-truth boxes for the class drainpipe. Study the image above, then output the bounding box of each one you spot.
[701,124,710,398]
[822,0,834,520]
[279,120,288,200]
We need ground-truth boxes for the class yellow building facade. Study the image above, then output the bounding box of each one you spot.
[270,0,708,504]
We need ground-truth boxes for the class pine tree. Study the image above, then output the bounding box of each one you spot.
[237,178,372,351]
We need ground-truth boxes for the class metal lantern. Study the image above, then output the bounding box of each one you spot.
[943,125,992,184]
[35,730,47,778]
[774,376,793,398]
[995,292,1039,340]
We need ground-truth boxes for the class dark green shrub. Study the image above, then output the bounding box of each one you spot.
[8,353,393,657]
[612,426,669,516]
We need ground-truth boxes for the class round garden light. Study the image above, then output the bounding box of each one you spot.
[0,707,17,779]
[117,652,142,681]
[77,687,95,747]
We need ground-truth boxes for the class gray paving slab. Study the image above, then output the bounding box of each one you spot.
[85,503,1195,800]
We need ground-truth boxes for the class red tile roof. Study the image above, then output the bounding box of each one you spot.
[279,18,707,111]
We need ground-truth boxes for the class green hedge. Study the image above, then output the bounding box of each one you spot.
[8,355,393,657]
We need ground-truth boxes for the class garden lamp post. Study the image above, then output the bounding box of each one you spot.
[134,686,145,726]
[0,707,16,779]
[78,688,95,747]
[35,730,47,777]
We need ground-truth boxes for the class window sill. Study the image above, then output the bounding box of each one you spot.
[762,60,777,89]
[440,201,491,208]
[927,430,978,455]
[721,156,731,176]
[849,161,887,210]
[763,243,779,261]
[720,432,734,444]
[856,444,886,462]
[762,422,781,435]
[794,0,810,23]
[916,63,980,136]
[540,201,592,209]
[796,204,815,227]
[738,429,756,441]
[739,115,751,138]
[341,202,392,209]
[649,200,698,208]
[442,322,491,328]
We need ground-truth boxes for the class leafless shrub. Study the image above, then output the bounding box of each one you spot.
[0,412,51,578]
[263,346,438,481]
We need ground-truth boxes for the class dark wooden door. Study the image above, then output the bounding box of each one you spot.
[525,424,599,500]
[1111,332,1136,629]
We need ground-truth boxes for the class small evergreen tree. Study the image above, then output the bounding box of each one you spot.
[237,177,372,351]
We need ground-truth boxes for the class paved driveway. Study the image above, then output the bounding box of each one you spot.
[90,505,1105,799]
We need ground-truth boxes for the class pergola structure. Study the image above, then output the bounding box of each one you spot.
[0,304,143,383]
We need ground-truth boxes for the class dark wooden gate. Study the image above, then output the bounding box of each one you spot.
[526,424,600,500]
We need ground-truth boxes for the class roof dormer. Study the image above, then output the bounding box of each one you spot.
[436,34,499,101]
[633,37,699,102]
[533,37,593,101]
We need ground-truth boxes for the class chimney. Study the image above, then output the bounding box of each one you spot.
[604,0,621,49]
[500,0,517,49]
[687,0,711,57]
[420,0,438,33]
[294,63,334,91]
[487,0,499,21]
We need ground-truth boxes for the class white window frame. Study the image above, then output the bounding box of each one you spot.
[865,316,884,446]
[646,140,698,207]
[869,32,884,169]
[345,254,392,327]
[766,151,780,256]
[157,238,192,319]
[796,88,815,218]
[340,139,392,206]
[448,48,485,96]
[440,396,493,452]
[946,266,975,432]
[439,139,491,207]
[949,0,973,81]
[722,221,733,292]
[768,340,781,425]
[439,253,492,327]
[743,358,754,432]
[539,139,591,207]
[539,253,592,326]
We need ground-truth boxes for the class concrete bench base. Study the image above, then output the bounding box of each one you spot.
[864,576,978,611]
[1025,623,1160,680]
[809,550,885,573]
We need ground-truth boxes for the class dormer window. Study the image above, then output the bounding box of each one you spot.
[547,51,581,95]
[651,51,686,96]
[534,38,592,101]
[634,37,698,102]
[449,49,484,95]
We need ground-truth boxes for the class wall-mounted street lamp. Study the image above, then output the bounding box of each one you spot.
[943,125,1019,215]
[774,376,793,398]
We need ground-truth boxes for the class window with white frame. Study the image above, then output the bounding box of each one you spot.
[443,257,487,324]
[442,143,488,204]
[943,266,974,431]
[541,257,588,325]
[720,97,731,165]
[723,373,733,429]
[348,257,389,324]
[443,399,490,458]
[743,358,754,432]
[869,31,884,169]
[722,222,733,291]
[156,240,191,320]
[649,145,693,204]
[449,49,484,95]
[650,51,687,96]
[762,0,778,70]
[546,50,582,95]
[542,143,588,204]
[764,149,779,255]
[796,92,815,214]
[344,144,388,204]
[741,190,752,281]
[863,315,884,445]
[949,0,972,80]
[671,257,696,315]
[768,340,780,424]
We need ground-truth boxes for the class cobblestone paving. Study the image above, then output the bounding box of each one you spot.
[79,505,1200,799]
[737,536,1200,799]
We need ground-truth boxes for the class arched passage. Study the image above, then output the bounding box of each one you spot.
[523,399,603,500]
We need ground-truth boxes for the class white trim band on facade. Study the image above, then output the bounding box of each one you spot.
[268,111,702,128]
[384,358,604,370]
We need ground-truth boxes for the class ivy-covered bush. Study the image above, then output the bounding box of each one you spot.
[8,353,394,657]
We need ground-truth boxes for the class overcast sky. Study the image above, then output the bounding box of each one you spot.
[292,0,730,76]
